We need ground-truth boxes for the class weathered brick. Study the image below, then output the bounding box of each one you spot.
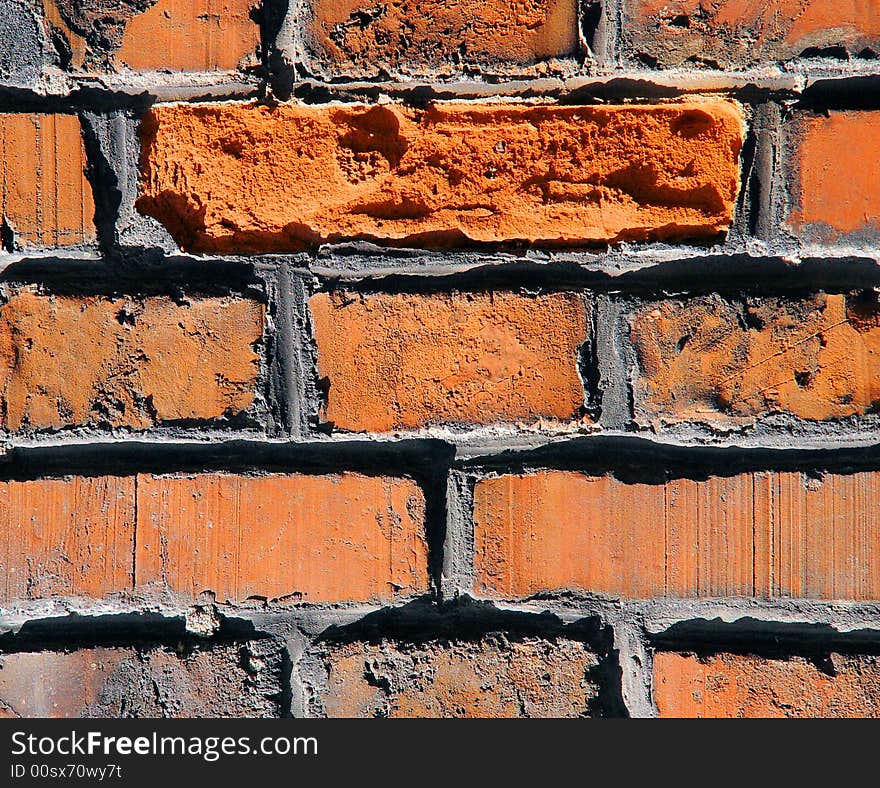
[786,111,880,246]
[309,291,589,432]
[135,472,428,603]
[474,469,880,600]
[628,292,880,426]
[0,290,263,431]
[43,0,259,72]
[654,652,880,718]
[624,0,880,69]
[0,476,135,603]
[0,113,95,250]
[0,641,282,717]
[308,634,601,717]
[303,0,578,78]
[137,101,744,254]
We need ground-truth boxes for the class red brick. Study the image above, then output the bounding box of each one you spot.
[0,290,263,431]
[473,469,880,600]
[624,1,880,69]
[309,635,601,718]
[628,292,880,426]
[654,652,880,718]
[0,472,427,606]
[304,0,578,78]
[135,472,428,604]
[309,291,589,432]
[137,100,744,254]
[43,0,259,72]
[0,113,95,250]
[0,476,135,603]
[786,111,880,245]
[0,641,282,717]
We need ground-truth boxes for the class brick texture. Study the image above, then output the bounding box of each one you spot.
[474,470,880,600]
[304,0,579,77]
[0,641,283,717]
[0,291,263,431]
[135,472,428,603]
[628,292,880,426]
[308,634,601,718]
[0,472,427,605]
[309,291,590,432]
[0,113,95,250]
[624,1,880,69]
[43,0,259,72]
[654,652,880,718]
[137,101,743,253]
[786,111,880,245]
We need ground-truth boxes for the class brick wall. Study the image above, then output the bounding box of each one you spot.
[2,0,880,719]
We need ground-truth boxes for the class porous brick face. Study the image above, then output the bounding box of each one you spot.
[0,291,263,431]
[0,472,427,605]
[0,113,95,250]
[624,1,880,69]
[137,100,743,253]
[628,292,880,426]
[474,470,880,600]
[309,291,590,432]
[303,0,579,78]
[653,652,880,718]
[307,635,602,718]
[0,641,283,717]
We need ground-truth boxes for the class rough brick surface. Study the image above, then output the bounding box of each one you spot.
[624,0,880,69]
[135,472,428,603]
[304,0,578,78]
[0,291,263,431]
[309,291,590,432]
[307,635,601,718]
[44,0,259,72]
[0,113,95,250]
[137,101,743,253]
[0,641,283,717]
[628,292,880,426]
[0,476,135,603]
[474,470,880,600]
[654,652,880,718]
[786,111,880,246]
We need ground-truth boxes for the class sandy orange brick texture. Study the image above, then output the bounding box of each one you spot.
[137,100,744,253]
[474,470,880,600]
[305,0,578,76]
[0,113,94,250]
[310,291,590,432]
[625,0,880,68]
[628,292,880,425]
[0,472,427,606]
[310,635,602,718]
[654,652,880,718]
[0,290,263,431]
[42,0,260,72]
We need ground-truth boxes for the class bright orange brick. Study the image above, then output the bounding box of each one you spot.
[474,470,880,600]
[309,291,589,432]
[0,291,263,431]
[0,476,135,603]
[135,472,428,603]
[654,652,880,718]
[0,114,95,249]
[137,101,743,253]
[629,292,880,425]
